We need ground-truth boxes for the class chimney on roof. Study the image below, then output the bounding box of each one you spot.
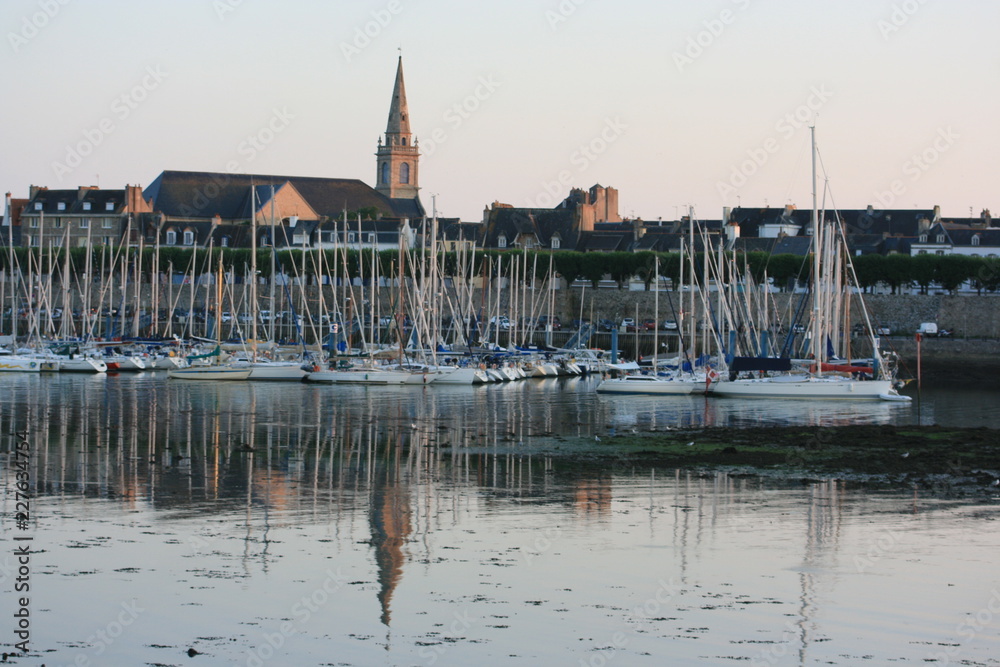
[29,185,45,199]
[982,209,992,226]
[3,193,10,227]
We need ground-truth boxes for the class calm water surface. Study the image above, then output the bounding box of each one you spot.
[1,374,998,666]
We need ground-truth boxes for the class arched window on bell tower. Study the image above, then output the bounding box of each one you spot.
[400,163,410,185]
[381,162,389,185]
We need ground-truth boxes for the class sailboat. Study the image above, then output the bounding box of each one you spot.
[710,127,909,402]
[168,260,252,381]
[597,252,708,395]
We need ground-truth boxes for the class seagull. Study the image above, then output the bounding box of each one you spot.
[594,435,601,442]
[410,423,418,430]
[687,441,695,447]
[901,452,910,458]
[991,479,999,487]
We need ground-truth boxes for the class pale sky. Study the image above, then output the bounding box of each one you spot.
[2,0,997,222]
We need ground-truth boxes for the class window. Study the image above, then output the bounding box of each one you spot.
[367,233,375,243]
[77,238,88,248]
[102,236,113,245]
[498,236,507,248]
[380,162,389,184]
[402,138,407,146]
[30,218,38,228]
[183,230,195,246]
[82,202,91,211]
[919,234,928,243]
[400,162,410,184]
[34,202,41,211]
[165,229,177,245]
[221,236,229,248]
[293,234,307,245]
[348,232,356,244]
[936,250,945,256]
[80,218,89,229]
[53,237,63,247]
[551,237,561,249]
[102,219,113,229]
[27,235,36,246]
[936,234,945,244]
[57,202,66,211]
[972,235,981,246]
[53,218,63,228]
[105,202,115,211]
[918,250,927,255]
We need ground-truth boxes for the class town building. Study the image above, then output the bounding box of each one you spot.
[10,185,152,248]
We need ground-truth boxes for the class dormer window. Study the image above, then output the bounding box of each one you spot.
[105,202,115,211]
[348,232,356,244]
[34,202,42,211]
[972,235,981,246]
[936,234,945,244]
[165,229,176,245]
[367,233,375,243]
[919,234,928,243]
[221,236,229,248]
[82,202,91,211]
[498,236,507,248]
[57,202,66,211]
[183,230,195,246]
[551,237,561,249]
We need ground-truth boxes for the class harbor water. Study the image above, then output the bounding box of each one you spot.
[1,373,998,666]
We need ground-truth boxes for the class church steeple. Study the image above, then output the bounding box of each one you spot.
[375,56,419,200]
[385,56,411,137]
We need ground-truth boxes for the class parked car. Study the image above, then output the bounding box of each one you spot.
[537,315,561,330]
[621,317,636,332]
[258,310,272,323]
[490,315,511,330]
[875,325,891,336]
[598,318,616,332]
[661,319,678,331]
[916,322,938,336]
[641,319,658,331]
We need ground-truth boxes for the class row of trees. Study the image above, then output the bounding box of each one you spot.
[3,247,998,294]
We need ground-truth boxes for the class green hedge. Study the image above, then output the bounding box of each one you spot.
[1,248,995,293]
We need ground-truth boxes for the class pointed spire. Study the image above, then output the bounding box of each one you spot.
[385,56,410,137]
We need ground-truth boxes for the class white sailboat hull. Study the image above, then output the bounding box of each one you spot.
[0,355,53,372]
[596,375,700,395]
[304,368,431,385]
[430,367,490,384]
[245,361,308,381]
[167,366,253,380]
[710,376,905,401]
[59,357,107,373]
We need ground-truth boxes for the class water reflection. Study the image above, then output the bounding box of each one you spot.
[1,374,998,665]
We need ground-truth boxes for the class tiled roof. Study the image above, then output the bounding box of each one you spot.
[144,170,423,221]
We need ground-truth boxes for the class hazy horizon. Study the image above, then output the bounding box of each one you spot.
[2,0,997,222]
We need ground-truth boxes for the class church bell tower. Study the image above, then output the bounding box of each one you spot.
[375,56,420,200]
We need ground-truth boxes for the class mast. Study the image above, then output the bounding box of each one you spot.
[810,125,823,374]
